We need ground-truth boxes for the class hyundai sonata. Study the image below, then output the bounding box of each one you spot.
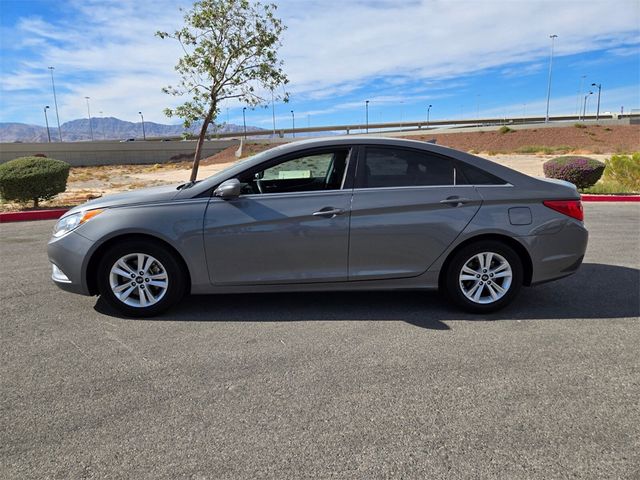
[48,137,588,316]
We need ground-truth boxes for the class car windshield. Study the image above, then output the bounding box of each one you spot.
[195,144,285,185]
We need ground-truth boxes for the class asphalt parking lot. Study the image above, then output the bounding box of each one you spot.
[1,203,639,479]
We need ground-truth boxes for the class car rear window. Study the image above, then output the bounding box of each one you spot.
[456,163,507,185]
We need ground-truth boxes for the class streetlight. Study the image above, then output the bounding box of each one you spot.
[427,104,432,129]
[591,83,602,120]
[365,100,369,133]
[291,110,295,138]
[48,66,62,142]
[576,75,586,116]
[242,107,247,138]
[545,34,558,123]
[271,89,276,137]
[138,111,146,140]
[85,96,94,141]
[582,91,593,119]
[43,106,51,143]
[99,111,106,139]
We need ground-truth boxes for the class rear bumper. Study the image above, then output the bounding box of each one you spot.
[523,220,588,285]
[47,231,94,296]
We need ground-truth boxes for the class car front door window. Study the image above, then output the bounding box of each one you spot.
[240,150,350,195]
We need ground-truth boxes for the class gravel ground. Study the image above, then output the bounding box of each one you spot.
[1,203,639,479]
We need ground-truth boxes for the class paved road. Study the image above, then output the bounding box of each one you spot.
[1,203,639,479]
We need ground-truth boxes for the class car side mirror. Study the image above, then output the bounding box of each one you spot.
[214,179,241,199]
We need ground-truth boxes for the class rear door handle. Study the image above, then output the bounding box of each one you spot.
[312,207,345,217]
[439,197,473,206]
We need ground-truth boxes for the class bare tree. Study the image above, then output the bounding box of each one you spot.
[157,0,288,182]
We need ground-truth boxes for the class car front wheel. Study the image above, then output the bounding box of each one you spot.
[97,240,186,317]
[444,240,523,313]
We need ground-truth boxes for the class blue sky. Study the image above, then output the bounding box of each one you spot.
[1,0,638,129]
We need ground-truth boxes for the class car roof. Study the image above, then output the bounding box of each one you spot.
[186,136,540,196]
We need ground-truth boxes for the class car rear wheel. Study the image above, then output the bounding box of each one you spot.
[97,240,186,317]
[444,240,523,313]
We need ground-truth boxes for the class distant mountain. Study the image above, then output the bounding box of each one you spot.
[0,117,260,143]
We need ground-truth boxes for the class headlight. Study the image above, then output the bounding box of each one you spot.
[53,209,104,238]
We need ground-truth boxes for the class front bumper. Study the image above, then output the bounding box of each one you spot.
[47,231,95,296]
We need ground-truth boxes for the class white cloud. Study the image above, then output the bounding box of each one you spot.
[1,0,638,125]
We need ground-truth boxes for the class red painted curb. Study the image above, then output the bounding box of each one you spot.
[0,208,69,223]
[581,195,640,202]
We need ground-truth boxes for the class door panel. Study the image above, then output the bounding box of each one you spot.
[348,186,482,280]
[204,191,351,285]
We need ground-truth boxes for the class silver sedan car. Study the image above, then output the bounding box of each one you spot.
[48,137,588,317]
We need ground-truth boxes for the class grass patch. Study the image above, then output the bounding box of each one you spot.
[498,126,514,134]
[574,123,587,129]
[516,145,572,154]
[581,180,639,194]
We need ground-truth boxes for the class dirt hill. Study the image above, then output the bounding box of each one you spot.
[201,125,639,164]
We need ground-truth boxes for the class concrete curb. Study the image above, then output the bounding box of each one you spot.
[0,208,69,223]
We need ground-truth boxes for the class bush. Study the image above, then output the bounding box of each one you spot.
[543,156,605,189]
[498,126,513,134]
[603,152,640,191]
[0,156,70,207]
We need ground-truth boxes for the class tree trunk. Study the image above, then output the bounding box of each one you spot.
[190,117,211,183]
[33,197,39,208]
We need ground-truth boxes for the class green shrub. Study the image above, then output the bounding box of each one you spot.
[498,126,513,134]
[574,123,586,129]
[0,156,70,207]
[543,156,605,189]
[603,152,640,191]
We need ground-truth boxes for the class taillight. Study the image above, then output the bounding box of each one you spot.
[543,200,584,221]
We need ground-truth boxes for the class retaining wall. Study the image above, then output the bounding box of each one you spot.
[0,139,240,166]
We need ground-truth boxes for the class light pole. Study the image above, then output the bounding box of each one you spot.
[43,106,51,143]
[99,111,106,139]
[138,111,146,140]
[582,91,593,119]
[291,110,295,138]
[591,83,602,120]
[365,100,369,133]
[48,66,62,141]
[271,89,276,137]
[427,104,432,129]
[84,96,94,141]
[576,75,586,116]
[242,107,247,138]
[545,34,558,123]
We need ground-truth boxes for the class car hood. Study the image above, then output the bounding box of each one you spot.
[64,184,181,216]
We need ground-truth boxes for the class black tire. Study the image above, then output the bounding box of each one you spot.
[97,239,186,317]
[443,240,523,313]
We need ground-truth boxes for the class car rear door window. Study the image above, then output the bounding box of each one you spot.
[357,147,455,188]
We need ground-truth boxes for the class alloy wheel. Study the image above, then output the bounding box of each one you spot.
[109,253,169,308]
[458,251,513,304]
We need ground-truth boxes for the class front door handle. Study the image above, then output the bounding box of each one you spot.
[439,197,472,206]
[312,207,345,218]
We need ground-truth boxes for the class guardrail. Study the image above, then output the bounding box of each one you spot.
[189,113,638,140]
